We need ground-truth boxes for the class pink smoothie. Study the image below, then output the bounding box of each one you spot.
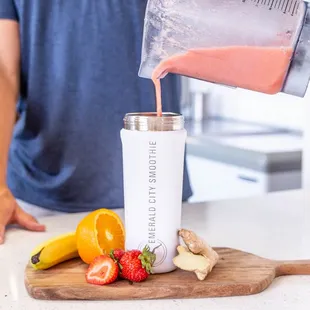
[152,46,293,116]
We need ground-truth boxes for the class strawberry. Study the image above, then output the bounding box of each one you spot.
[119,246,156,283]
[86,255,119,286]
[110,249,125,262]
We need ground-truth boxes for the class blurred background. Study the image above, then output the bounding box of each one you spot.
[181,77,307,203]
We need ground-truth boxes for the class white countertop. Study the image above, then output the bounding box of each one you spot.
[1,190,310,310]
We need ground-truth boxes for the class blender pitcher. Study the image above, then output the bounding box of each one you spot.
[139,0,310,97]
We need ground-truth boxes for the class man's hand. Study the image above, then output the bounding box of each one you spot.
[0,186,45,244]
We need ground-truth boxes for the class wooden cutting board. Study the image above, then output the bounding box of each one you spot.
[25,247,310,300]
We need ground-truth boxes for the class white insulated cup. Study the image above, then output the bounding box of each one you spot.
[121,112,187,274]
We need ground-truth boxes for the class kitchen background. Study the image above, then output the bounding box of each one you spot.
[181,78,307,203]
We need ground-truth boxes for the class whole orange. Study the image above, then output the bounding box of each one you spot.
[76,209,125,264]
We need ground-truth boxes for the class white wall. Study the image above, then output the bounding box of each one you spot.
[188,79,306,131]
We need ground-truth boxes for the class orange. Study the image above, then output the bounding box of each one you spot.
[76,209,125,264]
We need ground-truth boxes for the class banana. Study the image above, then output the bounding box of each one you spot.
[30,231,80,270]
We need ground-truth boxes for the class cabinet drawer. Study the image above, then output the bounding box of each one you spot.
[187,155,266,203]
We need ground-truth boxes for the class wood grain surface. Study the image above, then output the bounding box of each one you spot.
[24,247,310,300]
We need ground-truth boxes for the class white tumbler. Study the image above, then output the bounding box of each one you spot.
[121,112,187,274]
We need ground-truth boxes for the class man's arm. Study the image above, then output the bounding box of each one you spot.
[0,20,20,186]
[0,20,45,244]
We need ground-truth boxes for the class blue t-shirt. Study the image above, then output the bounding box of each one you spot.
[0,0,192,212]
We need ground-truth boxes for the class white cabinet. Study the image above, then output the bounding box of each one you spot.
[186,155,267,203]
[186,133,302,203]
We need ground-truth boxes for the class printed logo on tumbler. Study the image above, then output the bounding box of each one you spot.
[138,240,168,267]
[138,140,168,267]
[148,141,157,246]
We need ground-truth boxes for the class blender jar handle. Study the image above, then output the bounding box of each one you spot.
[282,1,310,97]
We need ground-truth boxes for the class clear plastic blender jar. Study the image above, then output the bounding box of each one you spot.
[139,0,310,97]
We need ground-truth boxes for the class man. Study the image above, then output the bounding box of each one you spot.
[0,1,192,243]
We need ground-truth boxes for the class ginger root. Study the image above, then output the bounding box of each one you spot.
[173,229,219,281]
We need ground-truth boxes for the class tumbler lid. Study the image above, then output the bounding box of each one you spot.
[123,112,184,131]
